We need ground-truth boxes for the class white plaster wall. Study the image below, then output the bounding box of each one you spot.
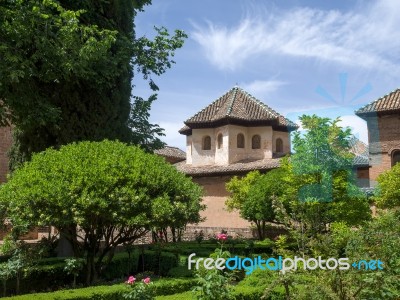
[191,128,216,166]
[272,131,290,154]
[187,125,290,166]
[228,125,249,163]
[186,135,193,164]
[248,126,273,160]
[214,125,229,165]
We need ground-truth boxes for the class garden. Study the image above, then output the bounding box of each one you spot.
[0,116,398,299]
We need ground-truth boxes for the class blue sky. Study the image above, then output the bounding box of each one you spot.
[134,0,400,150]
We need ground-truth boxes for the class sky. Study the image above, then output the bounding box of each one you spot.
[134,0,400,150]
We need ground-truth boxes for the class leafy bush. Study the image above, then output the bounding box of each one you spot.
[138,251,178,276]
[167,266,193,278]
[101,251,140,281]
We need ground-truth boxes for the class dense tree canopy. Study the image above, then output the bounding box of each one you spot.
[375,162,400,208]
[0,140,203,284]
[280,115,371,241]
[0,0,187,168]
[226,169,286,240]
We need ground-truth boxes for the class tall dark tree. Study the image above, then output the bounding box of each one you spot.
[0,0,186,168]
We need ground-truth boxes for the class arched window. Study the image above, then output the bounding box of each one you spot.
[217,133,223,149]
[203,136,211,150]
[252,135,261,149]
[392,150,400,167]
[237,133,245,148]
[276,138,283,153]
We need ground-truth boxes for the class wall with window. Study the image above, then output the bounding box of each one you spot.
[366,114,400,185]
[186,124,290,166]
[189,128,216,166]
[272,131,290,156]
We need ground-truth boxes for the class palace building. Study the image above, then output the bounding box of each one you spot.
[174,86,298,231]
[355,88,400,186]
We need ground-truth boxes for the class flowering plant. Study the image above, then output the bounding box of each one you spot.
[123,276,154,300]
[216,233,228,241]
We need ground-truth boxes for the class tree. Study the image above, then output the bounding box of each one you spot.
[226,169,287,240]
[0,140,203,284]
[375,163,400,208]
[0,0,187,168]
[279,115,371,243]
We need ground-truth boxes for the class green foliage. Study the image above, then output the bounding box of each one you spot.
[123,280,155,300]
[167,266,194,278]
[0,141,203,283]
[192,242,233,300]
[345,210,400,299]
[375,163,400,208]
[65,258,85,288]
[0,0,187,167]
[193,269,232,300]
[272,116,371,252]
[139,251,179,276]
[2,278,197,300]
[226,169,286,240]
[102,251,139,281]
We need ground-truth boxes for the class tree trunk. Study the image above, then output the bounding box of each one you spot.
[16,274,20,295]
[171,227,176,243]
[86,251,96,285]
[256,221,263,240]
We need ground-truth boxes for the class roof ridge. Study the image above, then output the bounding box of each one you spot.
[356,87,400,114]
[226,86,239,116]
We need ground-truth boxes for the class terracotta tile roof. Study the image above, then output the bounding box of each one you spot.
[179,87,298,135]
[348,136,368,157]
[174,158,281,177]
[356,88,400,116]
[154,146,186,160]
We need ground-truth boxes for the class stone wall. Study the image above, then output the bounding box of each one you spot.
[0,126,12,183]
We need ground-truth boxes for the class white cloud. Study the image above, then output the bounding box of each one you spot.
[242,80,287,96]
[338,115,368,145]
[192,0,400,72]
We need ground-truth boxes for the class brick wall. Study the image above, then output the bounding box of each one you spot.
[0,126,12,182]
[366,114,400,184]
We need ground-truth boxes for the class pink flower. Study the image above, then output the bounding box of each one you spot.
[126,276,136,284]
[217,233,228,241]
[143,277,151,284]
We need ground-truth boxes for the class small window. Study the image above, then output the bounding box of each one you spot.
[252,135,261,149]
[392,150,400,167]
[217,133,223,149]
[237,133,245,148]
[203,136,211,150]
[276,138,283,153]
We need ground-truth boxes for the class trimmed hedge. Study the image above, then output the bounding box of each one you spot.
[2,249,179,296]
[155,291,192,300]
[137,251,179,276]
[101,251,140,281]
[3,278,197,300]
